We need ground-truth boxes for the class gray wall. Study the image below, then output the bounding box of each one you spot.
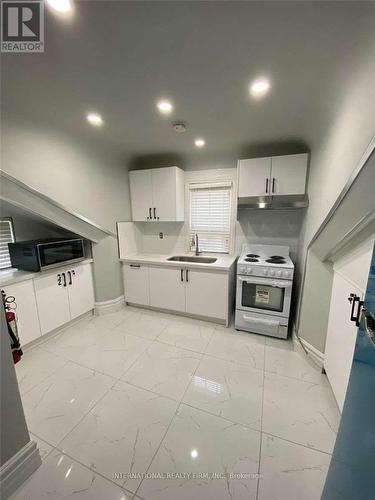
[296,38,375,351]
[0,307,30,466]
[1,117,131,302]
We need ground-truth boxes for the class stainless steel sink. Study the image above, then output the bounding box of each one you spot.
[167,256,217,264]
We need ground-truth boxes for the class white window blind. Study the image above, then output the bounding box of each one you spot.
[0,219,15,270]
[189,182,232,253]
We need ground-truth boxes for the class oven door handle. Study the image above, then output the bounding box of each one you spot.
[238,277,292,288]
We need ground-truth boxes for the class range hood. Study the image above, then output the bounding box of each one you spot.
[237,194,309,210]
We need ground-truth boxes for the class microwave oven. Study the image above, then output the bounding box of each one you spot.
[8,238,85,272]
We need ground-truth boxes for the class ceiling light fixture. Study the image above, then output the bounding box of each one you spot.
[86,113,103,127]
[157,100,173,114]
[249,77,271,98]
[194,138,206,148]
[190,449,198,459]
[46,0,73,13]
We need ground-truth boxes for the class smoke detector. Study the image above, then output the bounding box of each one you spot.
[172,122,187,133]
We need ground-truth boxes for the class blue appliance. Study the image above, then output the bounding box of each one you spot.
[322,243,375,499]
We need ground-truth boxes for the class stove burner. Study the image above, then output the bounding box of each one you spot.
[266,258,286,264]
[245,258,259,263]
[246,254,260,258]
[270,255,284,259]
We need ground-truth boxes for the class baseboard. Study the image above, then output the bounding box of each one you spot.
[0,440,41,499]
[94,295,125,315]
[293,332,325,368]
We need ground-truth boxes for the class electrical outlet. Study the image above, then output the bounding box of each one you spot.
[159,232,164,239]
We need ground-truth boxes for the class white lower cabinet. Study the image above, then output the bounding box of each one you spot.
[185,269,227,320]
[149,266,185,312]
[1,280,41,344]
[34,272,71,335]
[124,263,230,322]
[68,264,95,319]
[34,263,94,336]
[123,264,150,305]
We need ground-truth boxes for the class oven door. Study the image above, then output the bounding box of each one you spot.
[37,239,84,270]
[236,275,292,318]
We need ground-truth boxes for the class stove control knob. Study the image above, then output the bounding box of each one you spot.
[263,269,268,276]
[247,268,252,274]
[276,270,282,277]
[269,270,275,276]
[239,266,245,273]
[283,271,290,278]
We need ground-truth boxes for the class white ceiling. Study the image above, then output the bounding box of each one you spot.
[2,1,375,164]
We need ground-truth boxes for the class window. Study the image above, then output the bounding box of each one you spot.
[189,182,232,253]
[0,218,15,269]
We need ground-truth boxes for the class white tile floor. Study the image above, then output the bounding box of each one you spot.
[11,306,340,500]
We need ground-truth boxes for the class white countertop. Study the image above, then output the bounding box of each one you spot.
[120,253,237,271]
[0,258,93,287]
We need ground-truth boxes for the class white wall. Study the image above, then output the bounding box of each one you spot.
[297,38,375,351]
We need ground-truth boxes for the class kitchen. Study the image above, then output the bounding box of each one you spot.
[1,1,375,500]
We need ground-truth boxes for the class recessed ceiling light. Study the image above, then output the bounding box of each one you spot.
[249,77,271,98]
[190,449,198,459]
[46,0,73,13]
[157,100,173,114]
[194,138,206,148]
[86,113,103,127]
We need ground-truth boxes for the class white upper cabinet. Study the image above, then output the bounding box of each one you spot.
[238,153,308,198]
[129,166,184,222]
[129,169,153,221]
[238,157,271,198]
[270,153,308,196]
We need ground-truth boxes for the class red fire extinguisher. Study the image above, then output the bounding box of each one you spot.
[1,290,23,364]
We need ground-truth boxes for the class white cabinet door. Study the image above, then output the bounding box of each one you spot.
[270,153,308,195]
[68,264,95,319]
[185,269,227,319]
[34,272,71,335]
[1,280,41,345]
[152,167,177,222]
[238,157,271,197]
[123,264,150,305]
[324,273,362,412]
[129,169,153,221]
[149,266,185,312]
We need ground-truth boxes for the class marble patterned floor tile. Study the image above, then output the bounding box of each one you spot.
[262,372,340,453]
[157,318,216,353]
[16,348,67,394]
[138,404,260,500]
[30,432,54,461]
[183,354,263,429]
[122,342,201,400]
[258,434,331,500]
[21,361,115,446]
[113,308,170,341]
[41,318,113,362]
[73,330,153,379]
[59,380,178,493]
[265,337,328,384]
[204,328,265,370]
[9,449,137,500]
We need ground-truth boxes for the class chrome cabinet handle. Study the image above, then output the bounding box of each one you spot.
[68,271,72,285]
[272,178,276,193]
[181,269,184,282]
[265,178,269,194]
[186,269,189,282]
[153,208,156,219]
[348,293,363,327]
[62,272,67,287]
[148,208,152,220]
[362,308,375,347]
[57,274,62,286]
[130,264,141,268]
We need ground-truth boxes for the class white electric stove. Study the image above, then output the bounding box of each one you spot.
[235,244,294,339]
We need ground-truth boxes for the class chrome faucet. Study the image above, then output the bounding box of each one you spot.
[193,233,200,256]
